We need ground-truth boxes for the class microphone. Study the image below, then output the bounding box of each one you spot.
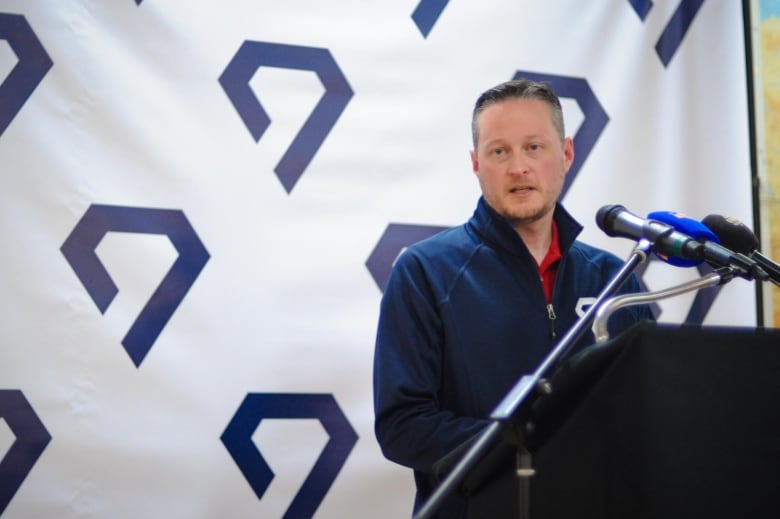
[700,214,758,253]
[646,210,719,267]
[702,214,780,283]
[596,205,768,281]
[596,205,704,264]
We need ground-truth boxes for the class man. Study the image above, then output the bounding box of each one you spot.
[372,79,651,517]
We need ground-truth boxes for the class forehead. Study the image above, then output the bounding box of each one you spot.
[475,98,558,147]
[476,98,553,129]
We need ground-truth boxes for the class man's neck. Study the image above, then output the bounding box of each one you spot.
[514,216,554,266]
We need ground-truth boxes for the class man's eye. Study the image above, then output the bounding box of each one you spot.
[492,148,505,156]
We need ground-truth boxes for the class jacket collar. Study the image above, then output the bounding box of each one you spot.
[468,196,583,257]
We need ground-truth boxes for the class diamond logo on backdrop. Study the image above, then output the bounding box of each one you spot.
[0,14,52,138]
[366,223,448,292]
[513,72,608,200]
[412,0,450,37]
[627,0,706,66]
[628,0,654,19]
[0,390,51,515]
[60,205,210,367]
[0,420,12,464]
[220,41,354,193]
[221,393,357,519]
[682,262,722,324]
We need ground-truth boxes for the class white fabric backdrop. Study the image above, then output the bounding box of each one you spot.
[0,1,754,517]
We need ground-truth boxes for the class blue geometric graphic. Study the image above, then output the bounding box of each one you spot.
[60,205,210,367]
[366,223,448,292]
[219,41,354,193]
[655,0,705,67]
[0,14,53,138]
[221,393,358,519]
[513,71,608,200]
[0,390,51,515]
[683,261,723,324]
[412,0,450,37]
[628,0,706,67]
[631,257,667,320]
[628,0,653,20]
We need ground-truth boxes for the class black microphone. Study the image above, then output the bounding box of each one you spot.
[596,204,704,262]
[702,214,780,283]
[700,214,758,252]
[596,205,768,281]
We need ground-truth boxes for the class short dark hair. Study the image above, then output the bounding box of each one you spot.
[471,79,565,148]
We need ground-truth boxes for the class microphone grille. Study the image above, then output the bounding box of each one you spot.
[595,204,624,236]
[701,214,758,254]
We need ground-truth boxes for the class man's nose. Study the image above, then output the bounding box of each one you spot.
[507,152,530,175]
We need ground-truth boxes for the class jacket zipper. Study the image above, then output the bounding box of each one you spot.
[547,303,557,340]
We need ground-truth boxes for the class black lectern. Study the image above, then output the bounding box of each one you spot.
[459,321,780,519]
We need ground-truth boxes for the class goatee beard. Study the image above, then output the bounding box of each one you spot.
[503,205,550,227]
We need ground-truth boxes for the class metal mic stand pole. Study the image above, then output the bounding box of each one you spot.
[413,240,653,519]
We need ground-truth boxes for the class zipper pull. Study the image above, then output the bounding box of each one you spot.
[547,303,557,340]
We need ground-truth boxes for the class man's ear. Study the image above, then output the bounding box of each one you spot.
[563,137,575,173]
[470,149,478,173]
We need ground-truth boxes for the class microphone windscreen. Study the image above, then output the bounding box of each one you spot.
[701,214,758,254]
[647,211,717,267]
[595,204,624,236]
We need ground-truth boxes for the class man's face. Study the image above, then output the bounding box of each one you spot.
[470,98,574,227]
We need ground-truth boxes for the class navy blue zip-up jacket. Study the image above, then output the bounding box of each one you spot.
[373,197,650,517]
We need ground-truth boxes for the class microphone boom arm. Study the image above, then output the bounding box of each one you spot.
[592,267,737,343]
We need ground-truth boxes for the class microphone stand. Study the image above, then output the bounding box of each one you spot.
[752,251,780,288]
[591,266,738,344]
[413,239,653,519]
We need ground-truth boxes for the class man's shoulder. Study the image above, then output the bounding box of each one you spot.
[391,223,482,282]
[405,224,475,258]
[568,240,625,268]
